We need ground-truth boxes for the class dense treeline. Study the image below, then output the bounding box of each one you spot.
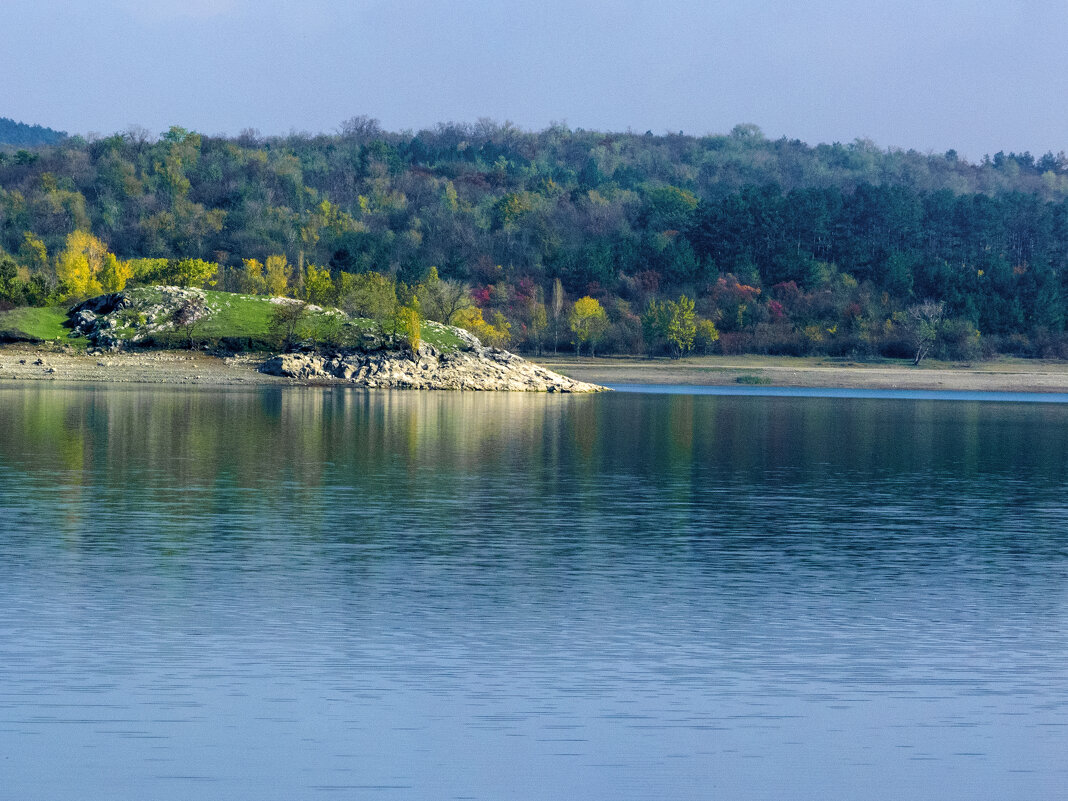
[0,117,67,147]
[4,118,1068,357]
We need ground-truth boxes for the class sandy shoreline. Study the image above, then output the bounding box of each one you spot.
[0,344,284,386]
[6,344,1068,393]
[536,354,1068,393]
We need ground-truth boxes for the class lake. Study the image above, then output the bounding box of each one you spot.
[1,384,1066,800]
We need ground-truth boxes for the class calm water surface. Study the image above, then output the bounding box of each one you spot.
[0,384,1066,800]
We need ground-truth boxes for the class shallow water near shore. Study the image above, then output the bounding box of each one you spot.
[1,384,1066,800]
[608,382,1068,402]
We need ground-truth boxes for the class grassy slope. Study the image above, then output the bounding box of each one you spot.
[0,306,86,344]
[44,289,470,351]
[188,291,466,350]
[143,291,280,347]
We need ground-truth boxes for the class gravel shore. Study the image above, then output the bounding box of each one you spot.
[536,355,1068,393]
[0,344,602,390]
[7,345,1068,393]
[0,345,285,386]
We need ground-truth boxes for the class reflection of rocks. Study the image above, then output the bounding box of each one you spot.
[261,344,605,392]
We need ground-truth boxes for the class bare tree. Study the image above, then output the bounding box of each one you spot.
[903,300,945,365]
[268,301,311,350]
[339,116,383,143]
[170,296,209,349]
[418,270,471,324]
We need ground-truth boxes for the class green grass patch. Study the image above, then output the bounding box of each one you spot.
[421,321,466,351]
[198,291,276,339]
[0,306,84,344]
[146,291,466,352]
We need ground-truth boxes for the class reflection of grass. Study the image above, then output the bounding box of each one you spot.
[735,374,772,385]
[0,306,86,345]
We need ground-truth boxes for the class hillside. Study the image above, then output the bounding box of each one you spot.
[2,120,1068,358]
[0,117,66,147]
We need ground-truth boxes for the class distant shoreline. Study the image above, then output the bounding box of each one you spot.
[7,344,1068,394]
[536,355,1068,394]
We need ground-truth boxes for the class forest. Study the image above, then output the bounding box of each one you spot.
[3,117,1068,358]
[0,117,66,148]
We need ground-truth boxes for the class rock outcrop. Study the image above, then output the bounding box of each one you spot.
[59,288,606,392]
[260,344,605,392]
[68,287,214,351]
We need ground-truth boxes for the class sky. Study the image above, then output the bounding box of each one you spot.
[2,0,1066,160]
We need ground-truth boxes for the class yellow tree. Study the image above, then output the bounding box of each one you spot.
[171,258,218,288]
[57,230,108,298]
[240,258,267,294]
[569,296,608,356]
[304,264,335,305]
[395,305,421,356]
[265,254,290,296]
[99,253,133,293]
[454,307,511,348]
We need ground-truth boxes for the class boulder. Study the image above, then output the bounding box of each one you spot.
[71,293,131,316]
[71,309,98,335]
[260,353,330,380]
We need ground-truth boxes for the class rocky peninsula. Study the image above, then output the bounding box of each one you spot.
[260,345,603,391]
[0,287,605,392]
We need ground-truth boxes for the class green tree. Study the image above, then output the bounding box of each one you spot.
[0,252,22,305]
[19,232,48,274]
[642,185,699,232]
[99,253,133,293]
[338,271,397,322]
[695,318,720,354]
[126,258,169,283]
[527,300,548,355]
[665,295,697,358]
[641,299,670,355]
[394,304,421,356]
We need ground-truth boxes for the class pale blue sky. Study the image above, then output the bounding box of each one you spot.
[2,0,1066,159]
